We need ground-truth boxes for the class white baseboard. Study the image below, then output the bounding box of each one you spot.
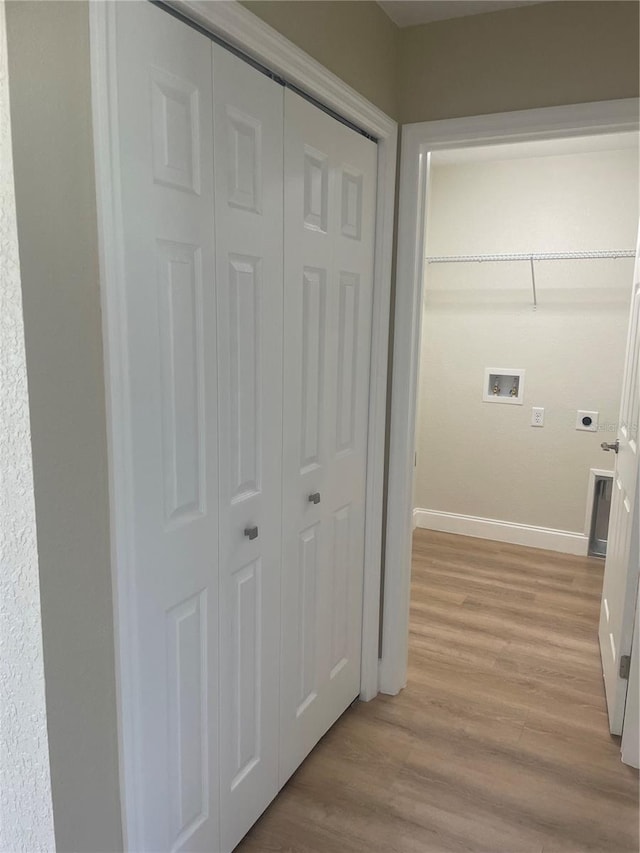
[413,508,589,556]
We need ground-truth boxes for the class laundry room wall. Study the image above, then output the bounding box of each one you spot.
[414,143,638,542]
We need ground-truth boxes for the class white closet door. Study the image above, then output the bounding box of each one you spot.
[280,90,377,784]
[114,4,220,851]
[212,46,284,852]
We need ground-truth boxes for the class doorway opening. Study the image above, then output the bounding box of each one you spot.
[381,99,640,699]
[381,102,640,790]
[414,133,637,553]
[411,128,639,737]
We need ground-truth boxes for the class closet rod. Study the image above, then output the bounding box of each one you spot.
[426,250,635,264]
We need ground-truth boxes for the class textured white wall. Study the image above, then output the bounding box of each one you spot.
[415,146,638,533]
[0,4,55,851]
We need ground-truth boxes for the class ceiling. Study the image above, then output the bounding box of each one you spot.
[377,1,547,27]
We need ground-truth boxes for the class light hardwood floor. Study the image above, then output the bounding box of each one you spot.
[236,530,639,853]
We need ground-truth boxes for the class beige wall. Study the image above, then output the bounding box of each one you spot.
[5,3,122,851]
[247,2,639,126]
[241,0,399,118]
[399,1,640,124]
[415,145,638,533]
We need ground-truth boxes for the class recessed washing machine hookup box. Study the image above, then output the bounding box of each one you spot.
[483,368,525,405]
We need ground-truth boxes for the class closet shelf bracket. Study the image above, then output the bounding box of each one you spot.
[529,256,537,310]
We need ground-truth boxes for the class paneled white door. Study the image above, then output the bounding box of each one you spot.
[280,90,377,784]
[113,6,378,845]
[599,227,640,735]
[114,4,220,850]
[212,45,284,852]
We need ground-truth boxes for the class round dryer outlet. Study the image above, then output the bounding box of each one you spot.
[576,410,599,432]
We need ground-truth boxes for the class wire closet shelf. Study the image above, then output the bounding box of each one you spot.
[424,249,636,308]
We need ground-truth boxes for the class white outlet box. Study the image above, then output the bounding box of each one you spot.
[531,407,544,427]
[576,410,599,432]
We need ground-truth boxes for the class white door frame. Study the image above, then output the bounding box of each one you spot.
[381,98,640,695]
[90,1,396,844]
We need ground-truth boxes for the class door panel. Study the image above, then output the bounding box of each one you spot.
[330,504,352,677]
[297,523,321,714]
[157,240,206,525]
[114,4,220,850]
[301,267,327,469]
[280,90,377,784]
[166,590,208,845]
[212,45,284,852]
[599,228,640,734]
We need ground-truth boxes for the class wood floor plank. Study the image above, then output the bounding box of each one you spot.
[235,530,638,853]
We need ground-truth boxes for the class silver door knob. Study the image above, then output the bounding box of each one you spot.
[601,440,619,454]
[244,526,259,540]
[308,492,321,505]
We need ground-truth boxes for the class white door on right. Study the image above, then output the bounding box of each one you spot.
[280,90,377,784]
[599,226,640,735]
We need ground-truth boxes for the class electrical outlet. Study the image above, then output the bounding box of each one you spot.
[531,407,544,427]
[576,410,598,432]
